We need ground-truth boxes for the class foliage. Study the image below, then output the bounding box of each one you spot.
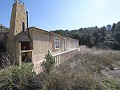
[47,48,120,90]
[0,52,19,69]
[0,63,42,90]
[0,49,120,90]
[41,50,55,74]
[53,21,120,50]
[42,72,69,90]
[71,76,100,90]
[103,78,120,90]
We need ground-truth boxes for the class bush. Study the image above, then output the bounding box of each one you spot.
[0,48,119,90]
[41,50,55,74]
[0,52,19,69]
[0,63,42,90]
[41,70,101,90]
[42,72,69,90]
[103,78,120,90]
[0,66,13,89]
[72,77,101,90]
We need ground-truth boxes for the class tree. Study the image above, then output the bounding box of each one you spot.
[52,21,120,50]
[41,50,55,74]
[111,23,116,33]
[114,31,120,43]
[93,30,102,44]
[106,24,112,30]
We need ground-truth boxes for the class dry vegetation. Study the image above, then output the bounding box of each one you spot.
[41,47,120,90]
[0,47,120,90]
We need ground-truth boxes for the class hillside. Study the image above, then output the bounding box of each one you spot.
[0,47,120,89]
[53,21,120,50]
[50,46,120,89]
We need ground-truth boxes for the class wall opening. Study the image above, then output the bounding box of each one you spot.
[21,42,32,50]
[21,52,32,63]
[22,22,25,32]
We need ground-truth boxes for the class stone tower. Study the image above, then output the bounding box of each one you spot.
[6,0,31,64]
[6,0,27,52]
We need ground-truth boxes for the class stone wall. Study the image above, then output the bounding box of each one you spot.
[51,33,64,52]
[29,27,52,62]
[6,1,27,53]
[29,27,79,62]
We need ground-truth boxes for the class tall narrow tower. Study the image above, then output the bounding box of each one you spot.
[6,0,27,52]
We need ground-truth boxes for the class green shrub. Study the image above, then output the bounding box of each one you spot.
[0,66,13,89]
[0,63,42,90]
[41,50,55,74]
[103,78,120,90]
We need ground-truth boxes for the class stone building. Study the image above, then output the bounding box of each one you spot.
[2,0,79,73]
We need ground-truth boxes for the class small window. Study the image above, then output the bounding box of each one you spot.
[54,37,60,49]
[21,42,32,50]
[22,22,25,32]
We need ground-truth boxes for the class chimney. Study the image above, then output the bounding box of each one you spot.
[26,10,29,37]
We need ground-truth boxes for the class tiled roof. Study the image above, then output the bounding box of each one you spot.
[14,32,31,42]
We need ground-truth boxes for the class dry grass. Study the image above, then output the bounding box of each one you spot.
[1,47,119,89]
[41,48,120,90]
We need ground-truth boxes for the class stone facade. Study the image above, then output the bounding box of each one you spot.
[6,0,29,64]
[29,27,79,63]
[6,0,27,53]
[1,0,79,71]
[29,27,79,73]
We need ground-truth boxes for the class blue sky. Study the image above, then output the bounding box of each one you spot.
[0,0,120,30]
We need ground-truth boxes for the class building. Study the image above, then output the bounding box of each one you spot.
[3,0,79,73]
[0,24,9,52]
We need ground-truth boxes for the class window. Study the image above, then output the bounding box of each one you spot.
[54,37,60,49]
[21,42,32,50]
[22,22,25,32]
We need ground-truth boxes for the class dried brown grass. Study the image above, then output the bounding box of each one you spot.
[41,49,120,90]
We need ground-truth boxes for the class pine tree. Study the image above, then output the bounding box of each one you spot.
[41,50,55,74]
